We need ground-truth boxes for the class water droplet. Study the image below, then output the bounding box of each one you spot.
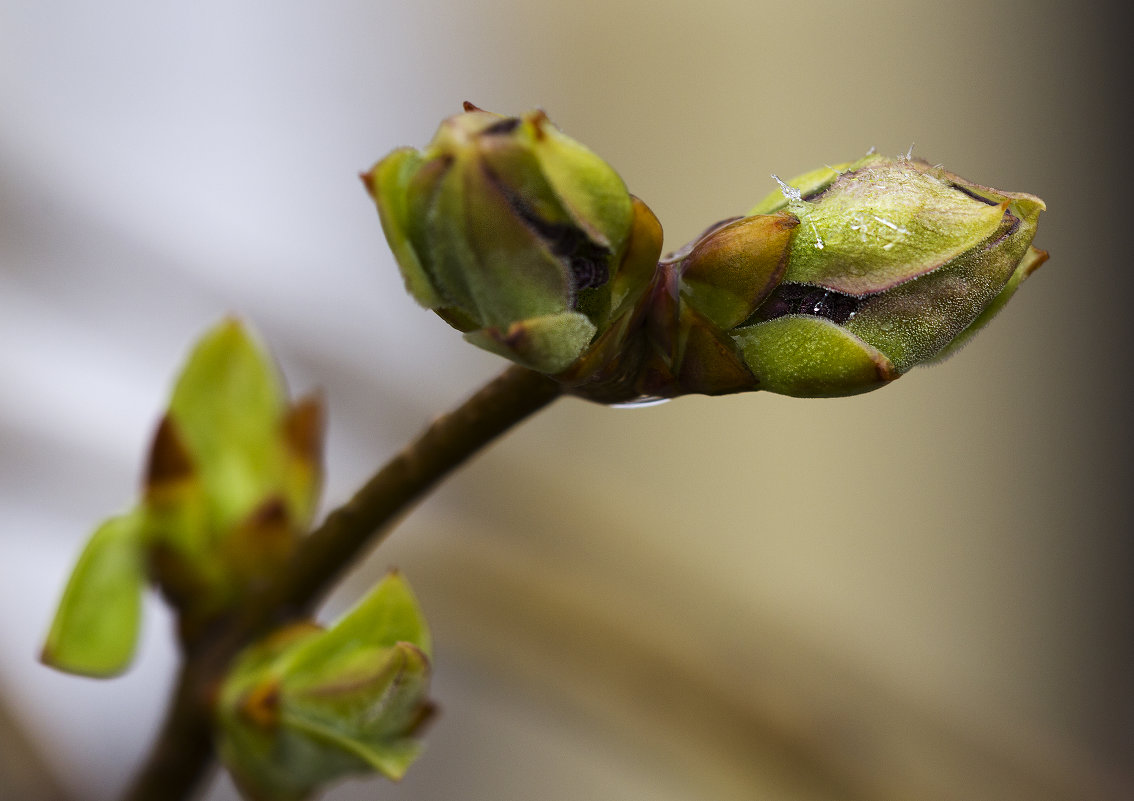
[610,396,671,409]
[771,174,802,202]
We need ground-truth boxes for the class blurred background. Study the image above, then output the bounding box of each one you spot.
[1,1,1129,800]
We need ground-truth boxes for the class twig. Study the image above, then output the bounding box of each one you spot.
[0,692,78,801]
[121,365,563,801]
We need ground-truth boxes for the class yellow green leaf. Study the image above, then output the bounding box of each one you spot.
[41,514,144,678]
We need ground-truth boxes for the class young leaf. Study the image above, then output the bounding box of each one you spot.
[166,318,287,534]
[41,514,144,677]
[280,570,432,684]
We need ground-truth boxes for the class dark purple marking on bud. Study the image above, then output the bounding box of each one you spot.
[568,254,608,291]
[747,283,861,326]
[482,164,612,294]
[482,117,521,136]
[950,184,1000,206]
[800,187,831,203]
[986,209,1021,248]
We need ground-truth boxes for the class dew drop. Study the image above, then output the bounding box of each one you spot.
[771,174,802,202]
[609,396,672,409]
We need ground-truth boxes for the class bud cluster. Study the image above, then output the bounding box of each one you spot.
[366,107,1047,402]
[216,572,434,801]
[42,320,325,674]
[43,323,439,795]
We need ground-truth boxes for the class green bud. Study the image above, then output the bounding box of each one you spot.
[141,319,325,634]
[216,572,434,801]
[730,153,1047,396]
[42,319,327,671]
[364,103,660,374]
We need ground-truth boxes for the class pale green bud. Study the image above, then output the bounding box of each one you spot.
[364,103,660,374]
[216,572,433,801]
[731,153,1047,396]
[42,319,327,671]
[142,319,325,635]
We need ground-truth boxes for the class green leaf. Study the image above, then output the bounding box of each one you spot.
[281,572,432,684]
[41,514,144,677]
[167,319,287,536]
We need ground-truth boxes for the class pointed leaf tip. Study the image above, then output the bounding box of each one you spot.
[41,514,144,678]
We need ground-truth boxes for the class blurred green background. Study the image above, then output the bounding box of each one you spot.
[1,1,1128,800]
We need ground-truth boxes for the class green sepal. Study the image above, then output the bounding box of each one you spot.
[282,642,431,780]
[460,155,572,326]
[41,514,144,677]
[465,312,597,374]
[365,148,443,309]
[927,245,1048,364]
[734,315,896,397]
[680,212,798,329]
[529,112,634,254]
[780,160,1009,296]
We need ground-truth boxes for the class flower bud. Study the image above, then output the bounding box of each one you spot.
[141,320,325,635]
[42,319,327,671]
[216,572,434,801]
[728,153,1047,396]
[364,103,661,374]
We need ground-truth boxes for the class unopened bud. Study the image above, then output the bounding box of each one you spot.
[364,103,661,374]
[141,320,325,634]
[216,572,434,800]
[728,153,1047,396]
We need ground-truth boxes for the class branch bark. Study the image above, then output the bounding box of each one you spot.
[121,365,562,801]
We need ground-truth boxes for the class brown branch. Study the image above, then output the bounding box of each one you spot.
[121,365,563,801]
[0,691,78,801]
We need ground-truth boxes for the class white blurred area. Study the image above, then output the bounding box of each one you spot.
[1,2,1130,800]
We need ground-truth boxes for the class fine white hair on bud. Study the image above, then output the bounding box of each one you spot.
[771,173,802,202]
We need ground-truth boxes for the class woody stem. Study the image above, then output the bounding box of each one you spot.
[121,365,563,801]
